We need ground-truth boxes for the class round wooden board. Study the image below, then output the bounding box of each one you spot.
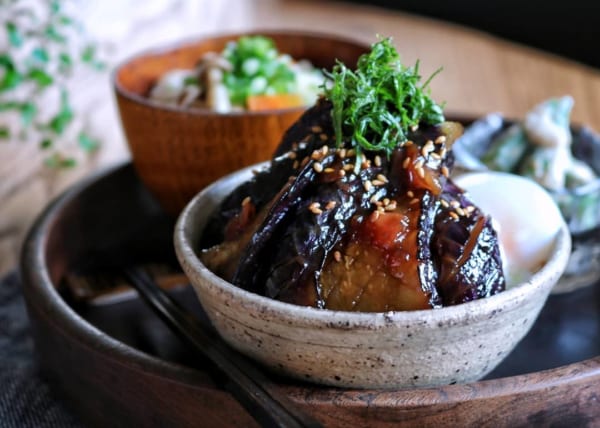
[21,163,600,427]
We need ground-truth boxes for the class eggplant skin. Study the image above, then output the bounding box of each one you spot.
[201,100,506,311]
[433,180,506,305]
[200,99,336,249]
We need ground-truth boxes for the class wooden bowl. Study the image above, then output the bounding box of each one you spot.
[113,30,369,215]
[20,163,600,426]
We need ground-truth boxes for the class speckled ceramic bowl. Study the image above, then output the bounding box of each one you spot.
[174,164,572,390]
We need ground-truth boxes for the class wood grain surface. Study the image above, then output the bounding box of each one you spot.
[4,0,600,271]
[21,164,600,427]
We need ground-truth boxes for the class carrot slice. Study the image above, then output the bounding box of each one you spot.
[246,93,305,111]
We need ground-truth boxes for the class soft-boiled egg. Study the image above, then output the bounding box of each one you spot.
[454,172,565,286]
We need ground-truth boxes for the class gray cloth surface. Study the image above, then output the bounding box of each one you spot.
[0,271,81,428]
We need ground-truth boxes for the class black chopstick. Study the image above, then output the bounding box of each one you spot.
[122,267,322,428]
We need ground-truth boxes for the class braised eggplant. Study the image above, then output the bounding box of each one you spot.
[200,38,506,311]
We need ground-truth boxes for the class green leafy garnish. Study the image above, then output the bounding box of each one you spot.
[323,37,444,158]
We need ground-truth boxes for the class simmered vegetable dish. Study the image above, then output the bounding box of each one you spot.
[200,39,506,311]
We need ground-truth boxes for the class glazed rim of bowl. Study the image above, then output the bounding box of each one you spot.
[174,163,573,331]
[111,29,370,117]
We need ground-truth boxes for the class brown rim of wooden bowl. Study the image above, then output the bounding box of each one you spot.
[111,29,371,116]
[20,162,600,426]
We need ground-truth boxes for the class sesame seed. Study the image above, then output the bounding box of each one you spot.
[441,166,449,177]
[339,149,347,159]
[311,150,321,160]
[416,166,425,178]
[372,179,384,186]
[309,202,322,214]
[334,251,342,262]
[402,157,411,169]
[361,159,371,169]
[370,195,380,204]
[383,198,390,206]
[324,167,335,173]
[319,133,328,141]
[287,151,297,160]
[410,198,420,205]
[347,148,356,157]
[422,141,434,157]
[450,200,460,208]
[363,180,373,191]
[435,135,447,144]
[455,207,465,216]
[321,145,329,155]
[466,205,476,213]
[370,210,380,222]
[405,140,414,146]
[242,196,251,206]
[377,206,385,213]
[385,201,397,211]
[449,211,459,220]
[313,162,324,173]
[441,199,449,208]
[293,160,299,169]
[374,155,382,167]
[339,169,346,177]
[311,125,323,133]
[407,190,414,198]
[376,174,388,183]
[343,164,354,171]
[325,201,337,210]
[344,256,354,269]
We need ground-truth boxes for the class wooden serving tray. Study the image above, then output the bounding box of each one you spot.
[21,163,600,427]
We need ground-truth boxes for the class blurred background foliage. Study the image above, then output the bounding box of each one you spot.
[0,0,105,168]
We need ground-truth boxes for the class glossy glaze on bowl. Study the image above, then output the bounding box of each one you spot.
[113,30,369,215]
[174,164,572,389]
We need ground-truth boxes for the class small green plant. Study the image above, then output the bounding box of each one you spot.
[0,0,105,168]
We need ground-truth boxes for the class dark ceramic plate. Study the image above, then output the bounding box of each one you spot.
[21,163,600,427]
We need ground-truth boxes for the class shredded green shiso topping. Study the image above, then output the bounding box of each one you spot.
[323,37,445,158]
